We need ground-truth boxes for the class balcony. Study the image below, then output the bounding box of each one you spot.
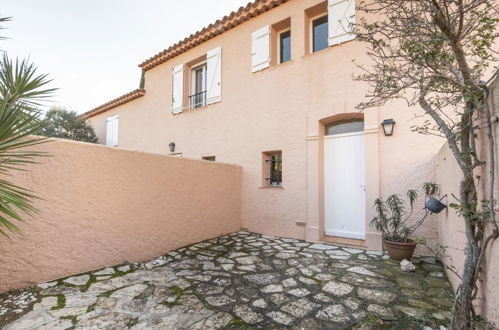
[189,91,207,110]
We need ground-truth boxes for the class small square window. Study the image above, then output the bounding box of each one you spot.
[279,30,291,63]
[312,15,329,53]
[263,151,282,187]
[202,156,216,161]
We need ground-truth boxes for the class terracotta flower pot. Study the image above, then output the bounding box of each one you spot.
[383,238,417,261]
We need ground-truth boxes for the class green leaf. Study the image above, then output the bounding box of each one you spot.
[0,46,55,236]
[41,107,98,143]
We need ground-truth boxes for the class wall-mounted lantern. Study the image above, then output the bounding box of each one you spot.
[381,119,396,136]
[169,142,176,153]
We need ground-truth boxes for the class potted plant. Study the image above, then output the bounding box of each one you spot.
[371,183,441,261]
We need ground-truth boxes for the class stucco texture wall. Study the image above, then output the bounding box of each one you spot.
[0,139,241,293]
[435,79,499,325]
[87,0,445,249]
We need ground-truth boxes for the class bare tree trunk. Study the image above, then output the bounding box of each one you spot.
[354,1,498,326]
[452,224,479,329]
[450,110,481,329]
[451,176,480,329]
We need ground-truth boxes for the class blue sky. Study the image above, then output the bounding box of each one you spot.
[2,0,249,113]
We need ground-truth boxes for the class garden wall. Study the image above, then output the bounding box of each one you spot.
[435,78,499,325]
[0,139,241,293]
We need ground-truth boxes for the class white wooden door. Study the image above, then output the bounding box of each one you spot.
[324,131,365,239]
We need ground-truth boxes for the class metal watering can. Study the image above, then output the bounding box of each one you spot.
[425,196,447,214]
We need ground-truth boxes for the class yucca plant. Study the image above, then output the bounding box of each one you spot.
[371,183,439,242]
[0,17,56,236]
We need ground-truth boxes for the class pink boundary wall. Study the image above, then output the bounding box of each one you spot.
[0,139,241,293]
[435,79,499,326]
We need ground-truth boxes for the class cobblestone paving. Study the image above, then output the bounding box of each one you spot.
[0,232,454,329]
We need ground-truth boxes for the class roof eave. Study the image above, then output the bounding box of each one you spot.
[138,0,289,71]
[83,89,146,119]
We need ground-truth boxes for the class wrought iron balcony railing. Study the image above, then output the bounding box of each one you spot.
[189,91,207,110]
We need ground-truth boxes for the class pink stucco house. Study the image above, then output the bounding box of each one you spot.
[84,0,448,251]
[0,0,497,325]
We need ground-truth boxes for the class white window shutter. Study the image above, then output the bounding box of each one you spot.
[251,25,270,73]
[172,64,184,114]
[206,47,222,104]
[106,117,113,146]
[106,115,119,146]
[112,115,119,147]
[328,0,356,46]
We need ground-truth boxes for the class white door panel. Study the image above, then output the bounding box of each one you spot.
[324,132,365,239]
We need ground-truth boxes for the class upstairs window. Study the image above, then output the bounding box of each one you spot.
[253,18,291,71]
[328,0,356,46]
[105,114,119,147]
[279,30,291,63]
[190,62,207,109]
[263,151,282,187]
[305,0,356,54]
[312,15,329,53]
[171,47,222,114]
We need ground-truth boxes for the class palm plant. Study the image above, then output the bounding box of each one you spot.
[0,17,56,236]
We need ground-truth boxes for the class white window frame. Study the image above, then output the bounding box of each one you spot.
[189,60,207,109]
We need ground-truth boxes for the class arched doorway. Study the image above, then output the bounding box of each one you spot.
[323,118,366,239]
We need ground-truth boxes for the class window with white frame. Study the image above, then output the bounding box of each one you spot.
[171,47,222,114]
[106,114,119,147]
[189,61,207,109]
[305,0,356,54]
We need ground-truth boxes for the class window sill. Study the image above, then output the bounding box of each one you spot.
[173,100,221,115]
[302,39,356,59]
[253,60,295,74]
[302,46,332,58]
[259,186,285,190]
[271,59,295,69]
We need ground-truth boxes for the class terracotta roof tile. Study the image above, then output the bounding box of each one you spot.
[84,0,288,118]
[139,0,289,71]
[83,89,145,119]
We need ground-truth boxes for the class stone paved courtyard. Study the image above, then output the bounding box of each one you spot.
[0,231,454,329]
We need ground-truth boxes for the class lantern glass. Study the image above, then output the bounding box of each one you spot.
[169,142,175,152]
[381,119,395,136]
